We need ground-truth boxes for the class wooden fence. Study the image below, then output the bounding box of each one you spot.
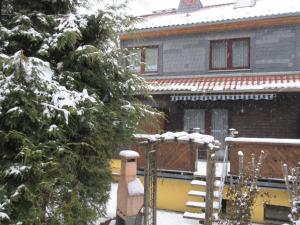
[131,142,198,172]
[227,138,300,179]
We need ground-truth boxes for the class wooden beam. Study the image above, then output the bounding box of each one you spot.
[121,16,300,41]
[205,145,216,225]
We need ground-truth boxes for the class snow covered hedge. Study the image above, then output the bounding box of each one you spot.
[0,1,154,224]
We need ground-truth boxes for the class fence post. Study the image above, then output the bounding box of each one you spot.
[205,144,216,225]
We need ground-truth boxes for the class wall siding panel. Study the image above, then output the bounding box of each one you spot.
[122,25,300,76]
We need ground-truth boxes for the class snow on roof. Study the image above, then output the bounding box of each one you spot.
[133,131,215,145]
[225,137,300,145]
[128,178,144,196]
[133,0,300,30]
[235,0,256,8]
[119,150,140,158]
[146,73,300,94]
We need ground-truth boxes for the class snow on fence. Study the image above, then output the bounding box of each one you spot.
[132,132,218,172]
[226,137,300,179]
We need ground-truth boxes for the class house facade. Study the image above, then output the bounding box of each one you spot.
[121,0,300,151]
[120,0,300,223]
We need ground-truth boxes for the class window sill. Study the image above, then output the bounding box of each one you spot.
[208,68,251,73]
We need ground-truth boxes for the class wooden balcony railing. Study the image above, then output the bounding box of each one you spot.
[226,137,300,179]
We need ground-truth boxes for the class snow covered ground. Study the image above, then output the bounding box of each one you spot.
[98,183,261,225]
[97,183,188,225]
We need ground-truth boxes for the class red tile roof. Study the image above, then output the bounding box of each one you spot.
[147,73,300,94]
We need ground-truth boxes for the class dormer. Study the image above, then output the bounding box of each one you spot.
[235,0,256,8]
[178,0,203,13]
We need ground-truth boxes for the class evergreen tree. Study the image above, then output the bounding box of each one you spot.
[0,1,152,224]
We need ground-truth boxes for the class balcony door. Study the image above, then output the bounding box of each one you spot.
[211,109,228,149]
[184,108,228,159]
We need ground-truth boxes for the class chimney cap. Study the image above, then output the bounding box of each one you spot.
[119,150,140,159]
[178,0,203,13]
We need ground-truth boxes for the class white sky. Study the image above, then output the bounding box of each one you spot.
[79,0,235,16]
[127,0,235,16]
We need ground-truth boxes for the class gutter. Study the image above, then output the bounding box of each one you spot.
[121,13,300,40]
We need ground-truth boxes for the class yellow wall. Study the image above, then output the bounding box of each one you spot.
[111,159,290,224]
[250,188,290,223]
[155,177,205,213]
[111,159,122,175]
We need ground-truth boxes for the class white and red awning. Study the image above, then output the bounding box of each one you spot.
[147,73,300,94]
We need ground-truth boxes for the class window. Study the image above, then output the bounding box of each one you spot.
[264,205,290,223]
[129,48,141,72]
[210,38,250,70]
[184,109,205,133]
[128,46,158,73]
[211,109,228,148]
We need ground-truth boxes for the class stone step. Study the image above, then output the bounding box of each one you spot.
[188,190,220,198]
[183,212,205,220]
[191,180,221,187]
[186,201,220,210]
[183,212,219,221]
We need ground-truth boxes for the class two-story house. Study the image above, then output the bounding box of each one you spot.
[122,0,300,149]
[120,0,300,223]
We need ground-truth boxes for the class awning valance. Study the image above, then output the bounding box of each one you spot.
[171,93,276,101]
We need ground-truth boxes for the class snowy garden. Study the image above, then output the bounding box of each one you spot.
[0,0,300,225]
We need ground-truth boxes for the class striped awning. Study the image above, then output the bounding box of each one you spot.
[171,93,276,102]
[147,73,300,94]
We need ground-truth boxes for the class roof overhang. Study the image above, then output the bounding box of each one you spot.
[145,72,300,95]
[121,14,300,40]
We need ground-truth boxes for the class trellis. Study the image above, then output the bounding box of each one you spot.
[133,132,219,225]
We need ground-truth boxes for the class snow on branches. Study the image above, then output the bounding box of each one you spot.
[282,163,300,225]
[0,51,97,124]
[218,150,273,225]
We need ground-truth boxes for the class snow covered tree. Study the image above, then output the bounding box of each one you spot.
[219,150,272,225]
[0,1,153,224]
[282,163,300,225]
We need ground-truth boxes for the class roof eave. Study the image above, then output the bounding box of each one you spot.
[148,88,300,95]
[120,13,300,40]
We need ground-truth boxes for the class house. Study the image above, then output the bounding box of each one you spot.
[121,0,300,146]
[119,0,300,224]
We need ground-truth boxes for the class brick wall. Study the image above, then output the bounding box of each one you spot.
[156,93,300,139]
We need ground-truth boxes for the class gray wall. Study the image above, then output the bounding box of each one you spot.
[122,24,300,76]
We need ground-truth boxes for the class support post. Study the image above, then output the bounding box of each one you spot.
[143,143,157,225]
[151,144,158,225]
[143,143,151,225]
[238,151,244,185]
[205,144,216,225]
